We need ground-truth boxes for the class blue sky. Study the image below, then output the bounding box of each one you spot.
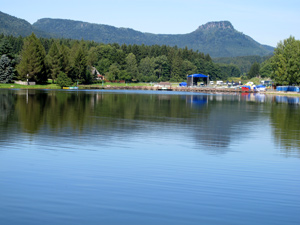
[2,0,299,47]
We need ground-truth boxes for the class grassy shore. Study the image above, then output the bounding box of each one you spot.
[1,82,300,97]
[0,83,61,89]
[0,82,176,89]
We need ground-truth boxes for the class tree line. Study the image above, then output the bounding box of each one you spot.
[246,36,300,85]
[0,33,243,85]
[1,33,298,86]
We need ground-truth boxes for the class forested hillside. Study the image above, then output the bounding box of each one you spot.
[0,11,51,38]
[213,55,272,74]
[0,10,274,58]
[33,19,273,58]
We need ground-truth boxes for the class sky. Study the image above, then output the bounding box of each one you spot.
[2,0,300,47]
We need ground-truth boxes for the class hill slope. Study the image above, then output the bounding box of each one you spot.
[0,10,274,58]
[0,11,51,38]
[32,19,273,57]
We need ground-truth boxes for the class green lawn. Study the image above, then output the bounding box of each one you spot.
[0,83,61,89]
[0,82,159,89]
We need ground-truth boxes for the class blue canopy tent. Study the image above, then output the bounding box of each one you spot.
[187,74,208,87]
[179,82,187,87]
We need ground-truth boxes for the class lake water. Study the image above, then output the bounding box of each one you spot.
[0,89,299,225]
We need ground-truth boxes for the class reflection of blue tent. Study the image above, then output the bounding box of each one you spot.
[276,96,300,104]
[179,82,187,86]
[192,96,207,105]
[183,95,208,108]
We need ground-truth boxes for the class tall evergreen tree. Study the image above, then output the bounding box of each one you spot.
[59,44,71,76]
[138,57,155,82]
[248,62,260,78]
[260,60,272,78]
[154,55,169,81]
[47,42,61,82]
[0,55,14,83]
[16,33,47,83]
[0,39,14,59]
[170,54,182,82]
[106,63,120,81]
[73,46,88,83]
[125,53,138,81]
[182,60,197,78]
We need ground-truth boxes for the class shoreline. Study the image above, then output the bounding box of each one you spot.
[1,84,300,97]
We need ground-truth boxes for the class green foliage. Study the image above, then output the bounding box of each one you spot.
[170,54,183,82]
[154,55,169,81]
[204,62,222,81]
[72,46,88,84]
[16,33,48,83]
[260,59,272,78]
[1,31,278,84]
[47,42,61,82]
[0,11,51,38]
[0,55,14,83]
[125,53,138,81]
[271,36,300,85]
[138,57,155,82]
[248,62,260,78]
[106,63,120,81]
[217,63,241,79]
[56,72,73,87]
[0,39,14,59]
[213,55,271,74]
[59,44,71,76]
[182,60,197,78]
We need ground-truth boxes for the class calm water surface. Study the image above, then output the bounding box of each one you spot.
[0,89,299,225]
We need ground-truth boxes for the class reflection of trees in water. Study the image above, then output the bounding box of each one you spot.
[11,90,200,134]
[270,103,300,156]
[15,90,49,133]
[0,89,15,121]
[190,95,265,151]
[2,90,300,156]
[0,89,18,142]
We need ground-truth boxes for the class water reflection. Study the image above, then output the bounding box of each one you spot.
[270,102,300,156]
[275,95,300,104]
[240,92,300,105]
[0,90,300,155]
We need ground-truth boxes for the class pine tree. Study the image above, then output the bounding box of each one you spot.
[73,47,88,83]
[47,42,61,83]
[154,55,170,81]
[170,54,182,82]
[248,62,260,79]
[59,44,71,76]
[0,55,14,83]
[16,33,47,84]
[125,53,138,81]
[0,39,14,59]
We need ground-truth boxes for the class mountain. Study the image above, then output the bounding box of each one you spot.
[0,10,274,58]
[32,19,273,57]
[0,11,51,38]
[184,21,273,57]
